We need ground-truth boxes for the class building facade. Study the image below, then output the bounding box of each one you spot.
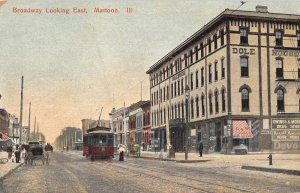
[147,6,300,153]
[110,107,127,145]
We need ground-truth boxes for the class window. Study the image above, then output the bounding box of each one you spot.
[190,49,193,64]
[221,58,225,78]
[181,79,184,94]
[170,64,173,75]
[163,108,166,124]
[276,59,283,78]
[196,71,199,88]
[191,98,194,119]
[275,30,283,46]
[163,87,165,101]
[178,103,181,118]
[209,64,212,83]
[178,80,180,96]
[174,82,177,97]
[174,104,177,118]
[166,66,169,77]
[215,91,219,114]
[214,34,218,50]
[167,85,169,100]
[184,54,188,67]
[297,32,300,47]
[298,59,300,79]
[241,88,249,112]
[171,84,173,98]
[181,102,184,119]
[214,61,218,81]
[241,57,249,77]
[195,46,199,61]
[171,105,174,119]
[196,97,199,117]
[200,43,204,58]
[220,29,224,46]
[222,89,226,112]
[201,67,204,86]
[209,93,213,114]
[277,89,284,112]
[190,73,193,90]
[240,28,248,44]
[208,38,212,53]
[201,95,205,116]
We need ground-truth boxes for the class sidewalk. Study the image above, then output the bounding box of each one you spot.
[135,150,300,175]
[0,152,23,180]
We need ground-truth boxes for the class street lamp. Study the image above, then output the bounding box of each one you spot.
[185,85,190,160]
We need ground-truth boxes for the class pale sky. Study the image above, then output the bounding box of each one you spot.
[0,0,299,142]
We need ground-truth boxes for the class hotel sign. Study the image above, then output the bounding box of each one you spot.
[232,47,255,55]
[272,49,300,57]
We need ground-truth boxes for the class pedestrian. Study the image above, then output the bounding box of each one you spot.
[15,144,21,163]
[7,145,12,159]
[118,145,125,161]
[198,141,203,157]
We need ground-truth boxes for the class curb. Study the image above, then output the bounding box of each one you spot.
[176,159,211,163]
[241,165,300,176]
[0,162,23,181]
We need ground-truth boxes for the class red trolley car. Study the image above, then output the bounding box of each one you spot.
[83,126,114,161]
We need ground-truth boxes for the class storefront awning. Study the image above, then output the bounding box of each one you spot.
[232,120,253,139]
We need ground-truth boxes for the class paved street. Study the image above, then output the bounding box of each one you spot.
[1,151,300,193]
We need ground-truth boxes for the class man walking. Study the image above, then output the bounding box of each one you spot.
[15,145,21,163]
[198,141,203,157]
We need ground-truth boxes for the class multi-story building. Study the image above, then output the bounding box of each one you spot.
[110,107,127,145]
[147,6,300,153]
[140,101,152,150]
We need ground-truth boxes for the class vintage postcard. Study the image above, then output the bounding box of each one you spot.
[0,0,300,192]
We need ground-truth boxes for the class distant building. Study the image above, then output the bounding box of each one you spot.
[109,107,127,145]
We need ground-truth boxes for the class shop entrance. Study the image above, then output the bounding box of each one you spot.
[216,123,222,152]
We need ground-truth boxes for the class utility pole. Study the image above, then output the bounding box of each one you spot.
[19,76,24,145]
[141,81,143,101]
[28,102,31,141]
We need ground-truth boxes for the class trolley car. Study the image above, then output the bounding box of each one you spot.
[83,126,114,161]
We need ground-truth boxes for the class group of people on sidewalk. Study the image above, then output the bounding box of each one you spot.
[6,144,23,163]
[5,143,53,164]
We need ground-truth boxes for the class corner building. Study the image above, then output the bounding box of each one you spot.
[146,6,300,153]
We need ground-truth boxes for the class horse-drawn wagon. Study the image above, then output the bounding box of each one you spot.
[24,142,45,165]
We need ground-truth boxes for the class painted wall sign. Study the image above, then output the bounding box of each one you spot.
[273,141,300,150]
[272,119,300,150]
[272,49,300,57]
[172,70,185,81]
[232,47,255,55]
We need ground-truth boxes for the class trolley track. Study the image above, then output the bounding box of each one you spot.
[110,161,257,193]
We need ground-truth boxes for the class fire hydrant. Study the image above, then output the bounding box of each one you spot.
[267,153,272,165]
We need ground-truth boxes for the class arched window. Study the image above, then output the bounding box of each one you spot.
[178,103,181,118]
[241,88,249,111]
[241,56,249,77]
[196,97,200,117]
[171,105,174,119]
[201,94,205,116]
[209,92,213,114]
[181,101,184,119]
[215,90,219,114]
[298,59,300,79]
[221,88,226,112]
[191,98,194,119]
[163,108,166,124]
[175,103,177,118]
[277,89,285,112]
